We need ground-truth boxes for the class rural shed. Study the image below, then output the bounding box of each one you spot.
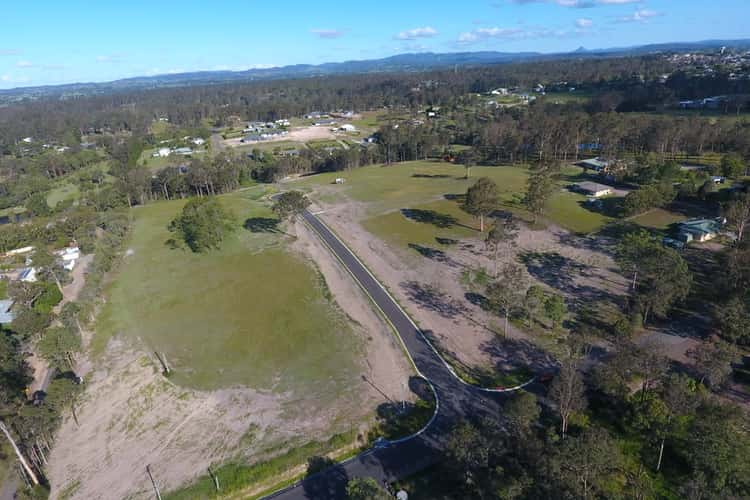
[574,181,613,198]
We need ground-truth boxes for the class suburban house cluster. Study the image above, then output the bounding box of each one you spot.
[0,244,82,324]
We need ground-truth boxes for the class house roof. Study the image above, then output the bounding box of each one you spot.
[678,218,723,235]
[579,158,610,170]
[576,181,613,193]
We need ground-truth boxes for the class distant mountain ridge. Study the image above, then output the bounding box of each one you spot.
[1,38,749,101]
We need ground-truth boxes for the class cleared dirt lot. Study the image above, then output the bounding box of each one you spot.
[223,126,336,148]
[294,171,630,378]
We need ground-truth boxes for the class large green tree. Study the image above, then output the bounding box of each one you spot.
[272,191,311,223]
[525,161,557,223]
[168,197,235,253]
[486,263,527,337]
[345,478,389,500]
[463,177,499,232]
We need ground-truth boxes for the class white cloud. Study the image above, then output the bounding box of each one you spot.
[310,29,346,39]
[458,27,525,43]
[0,75,10,81]
[16,60,33,68]
[576,17,593,28]
[509,0,639,6]
[395,26,439,40]
[0,49,21,56]
[618,8,660,22]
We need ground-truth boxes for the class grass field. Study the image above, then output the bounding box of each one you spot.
[630,208,688,230]
[295,161,613,246]
[95,186,362,394]
[47,182,80,208]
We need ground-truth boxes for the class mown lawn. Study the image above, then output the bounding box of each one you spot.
[630,208,687,230]
[95,186,362,395]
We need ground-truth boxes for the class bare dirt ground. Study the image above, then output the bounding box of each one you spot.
[47,233,413,500]
[223,126,336,148]
[303,187,630,376]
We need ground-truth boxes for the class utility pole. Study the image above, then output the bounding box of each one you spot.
[0,421,39,486]
[146,464,162,500]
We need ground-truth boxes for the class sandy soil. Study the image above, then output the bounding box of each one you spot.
[223,126,336,148]
[47,230,414,500]
[303,188,629,375]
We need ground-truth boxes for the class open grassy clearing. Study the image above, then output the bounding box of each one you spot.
[95,186,363,395]
[46,182,80,208]
[630,208,688,230]
[296,161,613,246]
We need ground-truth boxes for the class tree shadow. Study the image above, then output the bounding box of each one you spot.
[520,251,620,309]
[401,281,466,319]
[407,244,464,269]
[443,193,466,203]
[480,336,558,374]
[435,237,459,246]
[412,173,452,179]
[243,217,281,233]
[302,457,349,499]
[401,209,457,228]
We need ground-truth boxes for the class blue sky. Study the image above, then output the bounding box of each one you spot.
[0,0,747,89]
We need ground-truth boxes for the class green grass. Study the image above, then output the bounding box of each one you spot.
[545,191,614,234]
[47,182,80,208]
[630,208,688,230]
[95,187,362,393]
[163,431,356,500]
[295,161,613,245]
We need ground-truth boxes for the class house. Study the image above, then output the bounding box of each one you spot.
[173,147,193,156]
[339,124,357,132]
[711,176,726,185]
[491,88,509,96]
[157,147,171,158]
[334,178,346,184]
[574,181,613,198]
[305,111,326,119]
[0,299,15,324]
[192,137,206,146]
[677,217,725,243]
[4,246,34,258]
[22,137,33,143]
[19,267,37,283]
[313,119,337,127]
[241,134,263,143]
[57,246,80,271]
[578,157,610,173]
[79,142,96,149]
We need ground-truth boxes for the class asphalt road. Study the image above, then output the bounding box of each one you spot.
[264,210,527,499]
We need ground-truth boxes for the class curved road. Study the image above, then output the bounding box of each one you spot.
[264,209,533,499]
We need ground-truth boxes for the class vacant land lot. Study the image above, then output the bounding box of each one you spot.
[291,161,628,382]
[296,161,613,238]
[95,188,361,393]
[49,185,414,499]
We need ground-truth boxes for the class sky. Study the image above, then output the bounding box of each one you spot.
[0,0,748,90]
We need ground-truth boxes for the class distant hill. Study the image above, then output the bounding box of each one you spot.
[1,38,749,102]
